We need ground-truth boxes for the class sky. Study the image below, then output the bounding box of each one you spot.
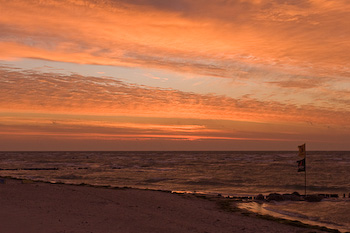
[0,0,349,151]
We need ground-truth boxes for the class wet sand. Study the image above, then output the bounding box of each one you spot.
[0,178,323,233]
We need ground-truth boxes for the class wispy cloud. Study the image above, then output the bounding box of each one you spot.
[1,67,349,127]
[1,0,349,79]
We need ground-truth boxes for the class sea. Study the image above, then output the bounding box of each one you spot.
[0,151,349,232]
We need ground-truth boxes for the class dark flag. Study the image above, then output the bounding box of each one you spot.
[297,144,306,172]
[297,158,305,172]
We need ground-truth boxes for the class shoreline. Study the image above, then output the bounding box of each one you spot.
[0,176,341,233]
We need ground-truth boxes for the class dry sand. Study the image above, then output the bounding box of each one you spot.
[0,178,323,233]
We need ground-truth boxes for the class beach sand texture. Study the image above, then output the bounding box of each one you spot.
[0,179,322,233]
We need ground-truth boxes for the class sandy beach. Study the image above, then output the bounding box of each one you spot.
[0,178,326,233]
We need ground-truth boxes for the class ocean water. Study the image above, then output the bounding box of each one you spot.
[0,151,349,231]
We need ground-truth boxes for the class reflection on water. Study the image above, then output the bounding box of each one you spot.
[238,200,350,232]
[1,151,349,195]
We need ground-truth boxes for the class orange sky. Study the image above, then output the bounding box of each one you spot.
[0,0,349,150]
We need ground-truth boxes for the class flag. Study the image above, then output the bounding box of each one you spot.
[297,158,305,172]
[297,144,306,172]
[298,144,306,159]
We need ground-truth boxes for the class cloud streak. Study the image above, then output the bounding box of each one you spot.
[1,67,349,127]
[1,0,349,79]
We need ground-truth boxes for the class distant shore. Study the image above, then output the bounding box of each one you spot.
[0,177,338,233]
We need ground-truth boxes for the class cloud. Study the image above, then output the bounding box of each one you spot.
[1,0,349,80]
[1,109,349,151]
[1,67,349,127]
[266,76,326,89]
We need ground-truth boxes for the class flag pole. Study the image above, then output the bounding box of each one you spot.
[297,143,307,197]
[304,153,306,196]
